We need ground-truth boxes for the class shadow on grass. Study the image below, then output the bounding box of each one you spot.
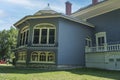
[0,65,120,80]
[67,68,120,80]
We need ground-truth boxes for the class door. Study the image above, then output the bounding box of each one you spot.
[107,55,120,70]
[115,55,120,70]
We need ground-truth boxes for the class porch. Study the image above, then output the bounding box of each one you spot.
[85,43,120,53]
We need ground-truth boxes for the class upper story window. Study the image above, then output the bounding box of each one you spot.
[96,32,107,46]
[85,37,92,47]
[20,26,29,46]
[33,23,56,45]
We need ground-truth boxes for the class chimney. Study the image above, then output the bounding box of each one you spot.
[65,1,72,15]
[92,0,98,5]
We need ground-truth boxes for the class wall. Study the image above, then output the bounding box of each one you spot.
[88,9,120,44]
[57,18,94,66]
[86,52,120,70]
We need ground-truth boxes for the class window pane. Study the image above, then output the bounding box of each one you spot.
[20,33,22,46]
[41,29,47,44]
[39,52,46,61]
[49,29,55,44]
[25,30,29,44]
[23,32,26,45]
[33,29,39,44]
[98,37,104,46]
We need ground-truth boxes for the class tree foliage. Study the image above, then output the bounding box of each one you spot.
[0,27,18,59]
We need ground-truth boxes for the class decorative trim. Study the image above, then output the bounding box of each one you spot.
[14,15,94,28]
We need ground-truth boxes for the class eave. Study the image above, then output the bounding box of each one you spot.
[14,14,94,28]
[71,0,120,20]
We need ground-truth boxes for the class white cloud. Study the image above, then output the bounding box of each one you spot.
[1,0,34,7]
[0,10,6,18]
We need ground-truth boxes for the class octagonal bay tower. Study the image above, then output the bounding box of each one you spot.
[14,5,94,69]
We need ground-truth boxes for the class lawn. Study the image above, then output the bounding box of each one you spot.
[0,64,120,80]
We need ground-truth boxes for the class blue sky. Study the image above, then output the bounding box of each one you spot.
[0,0,91,31]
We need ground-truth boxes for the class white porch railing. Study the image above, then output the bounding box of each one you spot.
[85,44,120,52]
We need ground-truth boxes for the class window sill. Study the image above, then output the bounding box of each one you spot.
[30,61,55,64]
[17,61,26,63]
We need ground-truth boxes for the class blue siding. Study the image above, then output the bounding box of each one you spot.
[58,18,94,66]
[88,9,120,44]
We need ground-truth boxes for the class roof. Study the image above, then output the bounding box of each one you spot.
[14,14,94,28]
[34,4,58,15]
[14,4,94,28]
[71,0,120,20]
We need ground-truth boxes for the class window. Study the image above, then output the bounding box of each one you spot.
[98,37,104,46]
[41,29,47,44]
[49,29,55,44]
[31,51,55,63]
[96,32,106,46]
[85,38,92,47]
[33,23,56,45]
[20,26,29,46]
[31,52,38,61]
[33,29,40,44]
[18,51,26,62]
[48,53,54,61]
[39,52,46,61]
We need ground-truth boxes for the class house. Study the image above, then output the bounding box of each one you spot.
[72,0,120,70]
[14,0,120,70]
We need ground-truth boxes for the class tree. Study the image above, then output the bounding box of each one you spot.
[0,27,18,59]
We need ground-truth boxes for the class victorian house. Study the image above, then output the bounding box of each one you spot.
[14,0,120,70]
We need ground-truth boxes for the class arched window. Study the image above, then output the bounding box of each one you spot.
[48,52,54,62]
[20,26,29,46]
[31,51,55,63]
[33,23,56,44]
[39,52,46,61]
[31,52,38,61]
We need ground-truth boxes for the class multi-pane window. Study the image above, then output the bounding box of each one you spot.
[41,29,47,44]
[18,51,26,61]
[33,24,55,45]
[49,29,55,44]
[96,32,106,46]
[86,38,92,47]
[20,27,29,46]
[33,29,40,44]
[31,51,55,62]
[98,37,104,46]
[31,52,38,61]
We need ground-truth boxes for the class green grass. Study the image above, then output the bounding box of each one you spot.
[0,64,120,80]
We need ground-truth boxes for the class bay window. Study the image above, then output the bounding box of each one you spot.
[19,26,29,46]
[33,23,56,45]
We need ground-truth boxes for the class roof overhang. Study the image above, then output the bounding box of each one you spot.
[14,15,94,28]
[71,0,120,20]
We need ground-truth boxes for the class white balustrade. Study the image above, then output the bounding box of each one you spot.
[85,44,120,52]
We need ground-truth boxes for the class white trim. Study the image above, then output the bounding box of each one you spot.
[32,23,56,45]
[14,15,94,27]
[95,32,107,46]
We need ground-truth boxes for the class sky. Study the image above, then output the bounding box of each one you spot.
[0,0,91,31]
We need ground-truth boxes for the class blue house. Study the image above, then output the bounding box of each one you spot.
[14,0,120,70]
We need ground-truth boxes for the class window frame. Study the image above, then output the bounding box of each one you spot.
[95,32,107,46]
[32,23,56,45]
[20,26,29,46]
[17,51,26,62]
[30,51,55,63]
